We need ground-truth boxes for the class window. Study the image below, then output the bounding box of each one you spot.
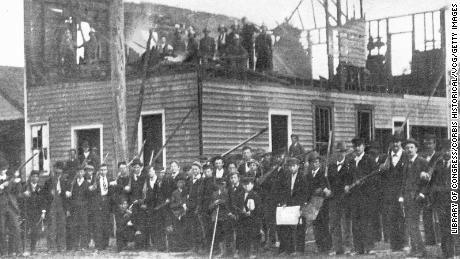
[71,125,103,166]
[314,105,332,155]
[30,123,49,173]
[357,108,373,143]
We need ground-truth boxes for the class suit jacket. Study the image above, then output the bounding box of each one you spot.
[187,178,204,212]
[23,182,46,218]
[381,151,408,201]
[229,183,245,214]
[402,155,429,198]
[234,190,262,227]
[238,162,250,176]
[430,157,451,206]
[129,173,146,202]
[327,158,350,197]
[344,152,378,195]
[213,168,228,181]
[43,175,70,213]
[277,169,311,206]
[170,188,187,219]
[288,142,306,162]
[0,177,23,214]
[69,178,90,207]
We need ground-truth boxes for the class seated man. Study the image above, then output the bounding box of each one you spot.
[115,198,136,252]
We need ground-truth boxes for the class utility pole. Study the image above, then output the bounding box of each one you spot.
[110,0,129,164]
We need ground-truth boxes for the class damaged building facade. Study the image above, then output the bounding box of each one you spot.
[23,0,449,175]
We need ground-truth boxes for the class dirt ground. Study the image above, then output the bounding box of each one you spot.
[8,238,445,259]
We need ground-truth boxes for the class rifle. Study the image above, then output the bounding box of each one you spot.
[220,127,268,158]
[324,131,333,190]
[151,107,195,164]
[127,140,147,166]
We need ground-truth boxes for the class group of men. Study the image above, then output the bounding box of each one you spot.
[0,133,456,258]
[142,17,273,74]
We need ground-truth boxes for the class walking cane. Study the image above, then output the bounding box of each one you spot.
[209,205,220,259]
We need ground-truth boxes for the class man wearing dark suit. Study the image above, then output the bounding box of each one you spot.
[88,164,114,250]
[421,134,441,245]
[234,177,262,258]
[276,157,312,255]
[199,28,216,64]
[327,142,351,255]
[65,149,80,181]
[169,177,188,251]
[228,171,245,254]
[84,164,97,247]
[288,134,306,163]
[67,167,90,251]
[129,159,147,249]
[431,139,460,258]
[78,141,99,169]
[308,155,332,253]
[213,157,227,181]
[238,146,253,176]
[185,162,205,252]
[240,17,259,70]
[0,162,23,256]
[255,25,273,72]
[23,170,47,254]
[43,161,69,252]
[380,134,407,251]
[400,138,430,257]
[343,137,378,255]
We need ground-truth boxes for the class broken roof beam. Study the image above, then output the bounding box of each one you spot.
[315,0,338,24]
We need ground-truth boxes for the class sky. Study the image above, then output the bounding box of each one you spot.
[0,0,449,67]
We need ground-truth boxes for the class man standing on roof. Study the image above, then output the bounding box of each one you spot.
[199,28,216,65]
[255,25,273,72]
[240,17,259,70]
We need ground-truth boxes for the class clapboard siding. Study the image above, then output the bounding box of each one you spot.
[27,73,199,173]
[202,81,448,157]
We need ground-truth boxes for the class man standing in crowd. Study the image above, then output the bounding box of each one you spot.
[327,141,350,255]
[421,134,441,246]
[43,161,69,253]
[238,146,253,176]
[23,170,46,255]
[89,164,113,251]
[431,138,459,258]
[68,167,90,251]
[186,162,205,253]
[309,154,332,253]
[288,134,306,163]
[213,157,227,180]
[277,157,310,255]
[344,137,378,255]
[0,161,22,256]
[401,138,430,257]
[216,25,227,57]
[381,134,407,251]
[240,17,259,70]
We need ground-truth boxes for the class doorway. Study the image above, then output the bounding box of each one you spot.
[270,114,289,154]
[72,125,103,165]
[140,112,164,168]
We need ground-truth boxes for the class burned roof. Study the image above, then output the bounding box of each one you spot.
[0,66,24,112]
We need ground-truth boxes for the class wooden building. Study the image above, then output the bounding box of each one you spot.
[23,0,449,175]
[0,66,25,170]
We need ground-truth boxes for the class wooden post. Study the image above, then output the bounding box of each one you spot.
[325,0,334,81]
[110,0,129,164]
[197,65,204,156]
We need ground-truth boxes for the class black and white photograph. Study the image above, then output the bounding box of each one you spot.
[0,0,458,258]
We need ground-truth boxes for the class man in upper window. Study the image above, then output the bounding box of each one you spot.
[78,30,100,65]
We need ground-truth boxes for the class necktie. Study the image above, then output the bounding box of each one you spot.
[103,176,107,192]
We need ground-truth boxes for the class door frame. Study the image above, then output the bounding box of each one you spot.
[70,124,104,164]
[392,116,410,139]
[268,109,292,152]
[137,109,166,168]
[25,121,50,178]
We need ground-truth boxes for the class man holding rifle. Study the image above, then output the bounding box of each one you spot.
[0,161,23,256]
[343,137,378,255]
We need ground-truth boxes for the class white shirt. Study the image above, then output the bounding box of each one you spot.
[149,176,157,189]
[0,174,7,181]
[56,177,61,194]
[77,177,84,186]
[244,192,248,201]
[100,175,108,196]
[31,183,37,192]
[391,149,403,167]
[291,172,298,194]
[83,151,90,158]
[409,154,418,163]
[354,152,365,167]
[312,168,320,178]
[425,151,435,162]
[337,159,345,172]
[215,168,224,179]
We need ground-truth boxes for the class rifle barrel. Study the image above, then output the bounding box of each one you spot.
[221,127,268,157]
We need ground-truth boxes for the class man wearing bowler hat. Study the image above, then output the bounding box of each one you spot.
[327,142,352,255]
[401,138,430,257]
[343,137,378,255]
[276,157,311,255]
[380,134,407,251]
